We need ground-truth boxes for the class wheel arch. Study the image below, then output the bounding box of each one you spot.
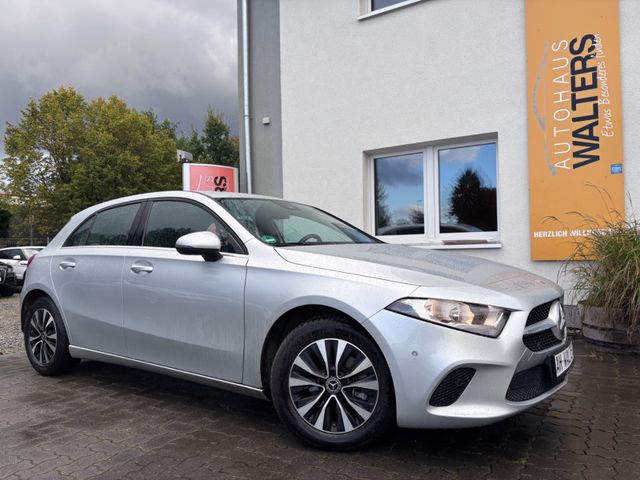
[259,304,389,400]
[21,288,56,332]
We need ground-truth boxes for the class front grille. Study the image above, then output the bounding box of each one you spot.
[506,363,563,402]
[429,367,475,407]
[526,301,553,326]
[523,329,562,352]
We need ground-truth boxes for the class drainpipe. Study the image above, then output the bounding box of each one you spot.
[241,0,253,194]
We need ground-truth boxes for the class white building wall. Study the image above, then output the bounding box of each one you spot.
[277,0,640,294]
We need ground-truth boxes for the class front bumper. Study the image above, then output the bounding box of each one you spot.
[363,307,572,429]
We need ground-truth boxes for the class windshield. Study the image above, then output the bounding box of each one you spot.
[216,198,378,246]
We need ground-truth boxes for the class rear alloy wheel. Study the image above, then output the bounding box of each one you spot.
[24,297,77,375]
[28,308,58,366]
[271,317,394,450]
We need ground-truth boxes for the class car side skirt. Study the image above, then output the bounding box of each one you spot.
[68,346,268,400]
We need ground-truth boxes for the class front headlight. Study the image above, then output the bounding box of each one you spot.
[386,298,509,338]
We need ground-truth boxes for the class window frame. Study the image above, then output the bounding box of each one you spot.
[138,198,248,256]
[62,198,247,255]
[366,137,500,247]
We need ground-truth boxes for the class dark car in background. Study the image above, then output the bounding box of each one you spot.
[0,262,17,296]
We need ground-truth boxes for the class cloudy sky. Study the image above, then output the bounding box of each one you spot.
[0,0,238,156]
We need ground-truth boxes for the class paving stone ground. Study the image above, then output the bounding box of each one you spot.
[1,327,639,479]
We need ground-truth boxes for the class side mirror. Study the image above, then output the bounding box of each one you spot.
[12,255,21,260]
[175,231,223,262]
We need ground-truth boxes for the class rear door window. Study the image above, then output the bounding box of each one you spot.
[87,204,140,246]
[65,203,140,247]
[65,218,95,246]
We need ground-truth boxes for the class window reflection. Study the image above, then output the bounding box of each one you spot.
[438,144,497,233]
[374,153,424,235]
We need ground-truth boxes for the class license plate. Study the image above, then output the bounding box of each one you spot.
[554,342,574,377]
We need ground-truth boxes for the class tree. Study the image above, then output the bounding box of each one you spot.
[0,205,11,238]
[2,87,181,235]
[375,181,391,229]
[449,169,497,231]
[176,109,239,167]
[408,207,424,225]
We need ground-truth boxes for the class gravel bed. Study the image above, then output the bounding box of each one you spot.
[0,294,22,355]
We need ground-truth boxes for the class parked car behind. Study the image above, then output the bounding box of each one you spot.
[0,246,44,285]
[20,191,573,449]
[0,261,17,296]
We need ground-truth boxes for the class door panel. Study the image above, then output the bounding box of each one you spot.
[123,248,247,382]
[49,202,142,355]
[50,248,128,355]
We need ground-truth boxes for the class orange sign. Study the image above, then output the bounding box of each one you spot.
[182,163,238,193]
[526,0,624,260]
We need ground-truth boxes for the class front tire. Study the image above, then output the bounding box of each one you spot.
[270,316,395,450]
[24,296,77,375]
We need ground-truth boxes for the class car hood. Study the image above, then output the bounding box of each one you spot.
[275,243,562,310]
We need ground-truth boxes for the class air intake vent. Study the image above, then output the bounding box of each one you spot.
[506,364,563,402]
[429,367,475,407]
[526,301,553,326]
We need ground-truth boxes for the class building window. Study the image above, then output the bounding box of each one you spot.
[371,0,407,10]
[374,153,424,235]
[370,139,498,245]
[360,0,425,17]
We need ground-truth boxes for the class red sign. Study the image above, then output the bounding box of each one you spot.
[182,163,238,192]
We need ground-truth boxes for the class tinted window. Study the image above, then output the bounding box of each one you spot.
[65,217,94,247]
[86,204,140,246]
[143,201,236,253]
[0,249,21,260]
[8,249,24,260]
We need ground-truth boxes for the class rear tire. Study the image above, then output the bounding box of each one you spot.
[24,296,77,375]
[270,316,395,450]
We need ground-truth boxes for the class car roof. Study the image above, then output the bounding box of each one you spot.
[199,191,281,201]
[68,191,285,219]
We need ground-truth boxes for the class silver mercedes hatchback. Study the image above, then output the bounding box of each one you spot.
[21,191,573,449]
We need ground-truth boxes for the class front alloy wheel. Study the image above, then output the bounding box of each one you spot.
[289,338,379,434]
[271,316,394,450]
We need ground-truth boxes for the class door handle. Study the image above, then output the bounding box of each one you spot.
[59,260,76,270]
[130,263,153,274]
